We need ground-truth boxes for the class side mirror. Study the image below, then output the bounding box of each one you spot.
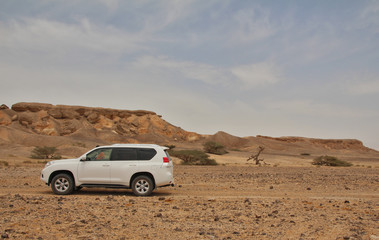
[80,156,86,162]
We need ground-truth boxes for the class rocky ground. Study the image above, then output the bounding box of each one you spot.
[1,102,378,239]
[0,162,378,240]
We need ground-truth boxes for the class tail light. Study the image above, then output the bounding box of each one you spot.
[163,157,170,163]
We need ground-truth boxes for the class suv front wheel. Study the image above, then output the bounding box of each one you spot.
[132,175,154,196]
[51,173,74,195]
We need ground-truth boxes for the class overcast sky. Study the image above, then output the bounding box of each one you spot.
[1,0,378,150]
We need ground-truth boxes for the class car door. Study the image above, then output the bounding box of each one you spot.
[109,148,139,186]
[77,148,112,184]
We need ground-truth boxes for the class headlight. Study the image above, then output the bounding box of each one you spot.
[44,161,54,168]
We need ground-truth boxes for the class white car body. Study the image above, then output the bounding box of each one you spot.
[41,144,174,196]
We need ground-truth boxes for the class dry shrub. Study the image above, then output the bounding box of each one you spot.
[203,141,228,155]
[170,150,217,165]
[312,155,352,167]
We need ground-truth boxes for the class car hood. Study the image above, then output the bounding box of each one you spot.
[48,158,78,165]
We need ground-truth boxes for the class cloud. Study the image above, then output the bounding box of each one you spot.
[96,0,119,11]
[231,62,282,87]
[231,7,276,43]
[121,0,215,36]
[338,71,379,95]
[128,55,282,89]
[359,0,379,33]
[0,18,147,66]
[266,99,378,119]
[1,1,378,149]
[0,15,283,94]
[348,80,379,95]
[129,55,230,85]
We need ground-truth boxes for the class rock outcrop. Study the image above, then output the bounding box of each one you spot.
[0,102,201,144]
[0,102,377,157]
[256,135,370,151]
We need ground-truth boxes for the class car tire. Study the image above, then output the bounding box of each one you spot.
[132,175,154,196]
[51,173,74,195]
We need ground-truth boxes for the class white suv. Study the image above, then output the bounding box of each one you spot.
[41,144,174,196]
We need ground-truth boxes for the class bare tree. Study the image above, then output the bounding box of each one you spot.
[247,146,266,165]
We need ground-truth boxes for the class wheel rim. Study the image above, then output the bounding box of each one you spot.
[135,179,150,194]
[55,177,69,192]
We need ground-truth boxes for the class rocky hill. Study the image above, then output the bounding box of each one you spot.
[0,102,202,157]
[0,102,378,158]
[1,102,200,141]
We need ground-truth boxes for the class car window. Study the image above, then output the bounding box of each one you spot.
[86,148,112,161]
[138,148,157,160]
[111,148,137,161]
[110,148,157,161]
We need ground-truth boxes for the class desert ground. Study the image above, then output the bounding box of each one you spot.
[0,152,378,240]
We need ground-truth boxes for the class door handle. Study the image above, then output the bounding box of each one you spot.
[102,164,110,167]
[129,164,137,166]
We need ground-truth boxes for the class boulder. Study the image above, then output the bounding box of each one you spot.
[60,109,80,119]
[18,112,35,125]
[0,104,9,109]
[11,114,18,121]
[115,124,129,135]
[0,109,18,125]
[32,118,60,136]
[87,112,100,124]
[47,109,63,119]
[12,102,53,112]
[0,111,12,126]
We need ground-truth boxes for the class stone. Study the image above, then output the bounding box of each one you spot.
[1,233,9,239]
[12,102,53,112]
[11,114,18,121]
[60,109,80,119]
[47,109,63,119]
[0,104,9,109]
[0,111,12,126]
[87,112,99,124]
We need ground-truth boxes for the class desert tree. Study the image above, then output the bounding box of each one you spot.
[31,146,61,159]
[247,146,266,165]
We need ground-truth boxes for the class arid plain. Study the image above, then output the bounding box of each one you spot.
[0,153,378,240]
[0,103,378,239]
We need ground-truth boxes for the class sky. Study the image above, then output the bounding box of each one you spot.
[0,0,378,150]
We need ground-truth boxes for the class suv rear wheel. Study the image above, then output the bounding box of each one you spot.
[132,175,154,196]
[51,173,74,195]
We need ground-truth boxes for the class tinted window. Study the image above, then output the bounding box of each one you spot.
[111,148,137,161]
[138,148,157,160]
[110,148,157,161]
